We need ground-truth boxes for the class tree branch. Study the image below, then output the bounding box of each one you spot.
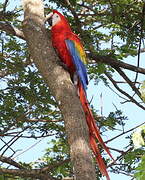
[0,168,57,180]
[0,22,25,39]
[89,54,145,75]
[0,156,25,169]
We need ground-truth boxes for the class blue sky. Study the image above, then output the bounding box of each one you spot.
[1,0,145,180]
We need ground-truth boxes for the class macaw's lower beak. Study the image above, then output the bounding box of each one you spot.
[45,12,53,26]
[48,18,52,26]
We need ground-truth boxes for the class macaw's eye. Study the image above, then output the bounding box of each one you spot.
[56,15,59,18]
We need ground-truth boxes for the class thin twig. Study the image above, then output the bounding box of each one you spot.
[105,72,145,110]
[41,158,70,172]
[114,67,141,98]
[1,135,22,156]
[12,137,45,159]
[0,138,15,153]
[108,147,133,167]
[106,122,145,143]
[0,133,56,139]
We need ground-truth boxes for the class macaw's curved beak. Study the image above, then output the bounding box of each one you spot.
[46,12,53,26]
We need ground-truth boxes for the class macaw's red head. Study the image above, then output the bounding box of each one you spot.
[47,10,71,32]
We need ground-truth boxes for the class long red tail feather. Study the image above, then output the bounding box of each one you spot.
[90,136,110,180]
[78,83,113,179]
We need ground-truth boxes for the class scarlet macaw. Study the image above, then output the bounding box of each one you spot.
[47,10,113,180]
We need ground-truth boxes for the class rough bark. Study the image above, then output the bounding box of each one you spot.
[22,0,96,180]
[0,168,52,180]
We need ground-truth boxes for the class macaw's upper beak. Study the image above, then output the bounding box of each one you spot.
[46,12,53,26]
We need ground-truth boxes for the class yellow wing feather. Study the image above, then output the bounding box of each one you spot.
[74,41,87,65]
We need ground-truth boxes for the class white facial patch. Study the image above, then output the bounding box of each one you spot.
[52,13,61,26]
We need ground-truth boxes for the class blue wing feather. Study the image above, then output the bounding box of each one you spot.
[65,39,88,92]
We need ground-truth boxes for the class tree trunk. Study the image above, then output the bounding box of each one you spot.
[22,0,96,180]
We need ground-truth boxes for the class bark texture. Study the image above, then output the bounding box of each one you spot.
[22,0,96,180]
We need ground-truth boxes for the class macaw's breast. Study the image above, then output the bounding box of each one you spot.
[51,29,75,74]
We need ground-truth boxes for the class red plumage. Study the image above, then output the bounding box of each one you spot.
[49,10,114,180]
[52,30,76,73]
[51,22,84,74]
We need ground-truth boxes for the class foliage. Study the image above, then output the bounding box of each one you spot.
[37,137,71,179]
[134,155,145,180]
[0,0,145,179]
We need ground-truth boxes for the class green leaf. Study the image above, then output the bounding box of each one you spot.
[134,155,145,180]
